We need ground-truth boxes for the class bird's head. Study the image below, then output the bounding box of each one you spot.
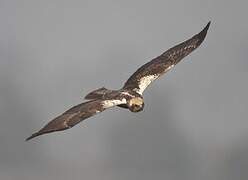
[127,97,144,112]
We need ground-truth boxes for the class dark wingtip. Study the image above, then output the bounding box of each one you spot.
[196,21,211,45]
[26,132,40,141]
[26,128,54,141]
[26,125,69,141]
[205,21,211,31]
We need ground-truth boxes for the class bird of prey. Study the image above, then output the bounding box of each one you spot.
[26,22,210,141]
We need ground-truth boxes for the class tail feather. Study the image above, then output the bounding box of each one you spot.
[85,88,128,109]
[84,87,112,100]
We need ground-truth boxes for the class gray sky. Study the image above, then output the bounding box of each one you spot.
[0,0,248,180]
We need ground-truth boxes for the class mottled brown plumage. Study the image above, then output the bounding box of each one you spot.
[123,22,210,94]
[26,22,210,141]
[26,100,106,141]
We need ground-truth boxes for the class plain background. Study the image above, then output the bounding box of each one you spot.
[1,0,248,180]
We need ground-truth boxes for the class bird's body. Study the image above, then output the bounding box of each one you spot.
[26,22,210,141]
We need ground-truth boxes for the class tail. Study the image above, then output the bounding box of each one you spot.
[84,87,113,100]
[85,87,128,109]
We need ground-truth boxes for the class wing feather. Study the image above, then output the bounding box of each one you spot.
[26,98,126,141]
[123,22,210,94]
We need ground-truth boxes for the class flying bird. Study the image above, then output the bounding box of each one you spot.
[26,22,210,141]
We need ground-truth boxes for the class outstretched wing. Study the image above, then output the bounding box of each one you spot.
[123,22,210,94]
[26,98,126,141]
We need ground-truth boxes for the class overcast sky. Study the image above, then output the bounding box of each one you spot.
[0,0,248,180]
